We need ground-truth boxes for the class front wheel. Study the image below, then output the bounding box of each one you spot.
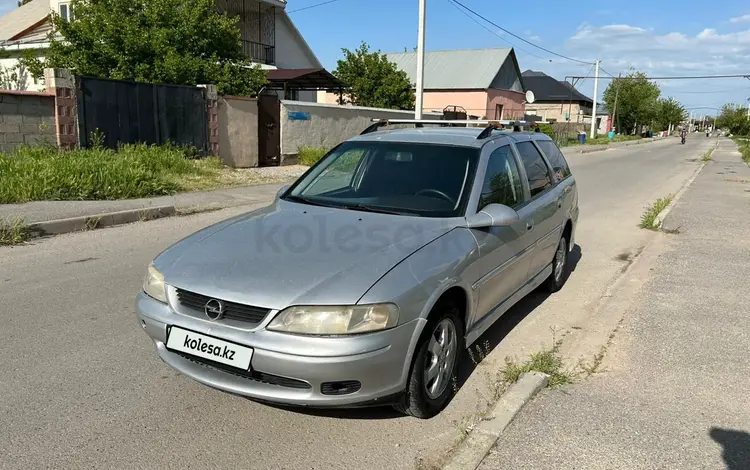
[544,234,570,293]
[394,302,464,419]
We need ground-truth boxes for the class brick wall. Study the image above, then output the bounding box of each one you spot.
[0,90,57,153]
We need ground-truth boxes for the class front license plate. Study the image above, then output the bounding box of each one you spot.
[166,326,253,370]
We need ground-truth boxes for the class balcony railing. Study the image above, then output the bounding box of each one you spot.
[243,40,275,65]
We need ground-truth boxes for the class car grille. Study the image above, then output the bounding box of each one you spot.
[175,352,312,390]
[175,288,270,324]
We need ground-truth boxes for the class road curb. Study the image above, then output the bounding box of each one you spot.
[442,372,549,470]
[28,205,177,237]
[652,139,717,229]
[570,136,666,155]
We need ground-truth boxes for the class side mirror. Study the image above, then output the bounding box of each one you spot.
[276,184,291,199]
[465,204,520,228]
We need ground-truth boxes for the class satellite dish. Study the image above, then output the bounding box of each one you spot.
[525,90,535,104]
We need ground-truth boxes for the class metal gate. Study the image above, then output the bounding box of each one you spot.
[76,76,208,152]
[257,90,280,166]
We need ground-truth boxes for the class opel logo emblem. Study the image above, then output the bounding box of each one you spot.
[204,299,225,321]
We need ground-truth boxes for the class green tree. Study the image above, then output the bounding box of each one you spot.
[17,0,33,6]
[653,97,687,131]
[21,0,266,96]
[333,42,415,110]
[602,70,660,134]
[715,103,750,135]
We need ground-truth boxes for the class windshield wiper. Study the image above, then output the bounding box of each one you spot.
[282,194,336,208]
[340,203,418,216]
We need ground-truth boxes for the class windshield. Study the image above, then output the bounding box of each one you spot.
[284,141,480,218]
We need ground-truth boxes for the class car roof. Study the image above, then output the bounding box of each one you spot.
[346,126,552,149]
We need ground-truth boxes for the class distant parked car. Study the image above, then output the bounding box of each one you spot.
[136,122,579,418]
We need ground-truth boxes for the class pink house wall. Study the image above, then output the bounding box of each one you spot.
[319,88,527,120]
[420,90,488,116]
[486,89,526,120]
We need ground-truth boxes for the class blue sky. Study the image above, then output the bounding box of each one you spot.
[288,0,750,115]
[2,0,749,115]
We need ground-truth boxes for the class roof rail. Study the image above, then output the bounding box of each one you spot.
[359,118,549,137]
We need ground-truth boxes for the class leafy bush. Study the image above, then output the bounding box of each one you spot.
[298,146,329,166]
[0,144,217,203]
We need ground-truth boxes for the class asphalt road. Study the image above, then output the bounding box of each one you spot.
[478,138,750,469]
[0,136,716,470]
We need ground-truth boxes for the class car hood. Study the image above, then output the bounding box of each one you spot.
[154,200,459,310]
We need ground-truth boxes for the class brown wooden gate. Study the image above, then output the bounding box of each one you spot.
[258,92,280,166]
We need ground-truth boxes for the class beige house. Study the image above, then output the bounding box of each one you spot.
[319,48,527,120]
[0,0,321,101]
[520,70,593,123]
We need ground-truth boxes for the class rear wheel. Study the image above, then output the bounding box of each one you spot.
[544,234,570,293]
[394,302,464,419]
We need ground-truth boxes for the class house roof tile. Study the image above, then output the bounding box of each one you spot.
[385,48,515,90]
[522,69,592,104]
[0,0,49,42]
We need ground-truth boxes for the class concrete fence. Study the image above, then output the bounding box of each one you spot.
[279,100,441,157]
[218,95,259,168]
[0,90,57,152]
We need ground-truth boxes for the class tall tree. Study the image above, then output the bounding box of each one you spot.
[333,42,415,110]
[715,103,750,135]
[21,0,266,96]
[653,97,687,131]
[602,70,660,134]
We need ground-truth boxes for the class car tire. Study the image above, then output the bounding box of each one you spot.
[544,233,570,293]
[394,300,465,419]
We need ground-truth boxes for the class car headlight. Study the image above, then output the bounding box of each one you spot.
[267,304,399,335]
[143,264,167,303]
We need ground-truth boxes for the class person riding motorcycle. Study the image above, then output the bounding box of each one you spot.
[680,129,687,144]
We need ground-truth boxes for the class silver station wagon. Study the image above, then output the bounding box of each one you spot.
[136,119,579,418]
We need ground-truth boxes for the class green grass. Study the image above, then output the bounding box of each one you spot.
[736,138,750,163]
[501,342,574,388]
[0,217,31,246]
[702,148,714,162]
[0,144,223,204]
[297,146,328,166]
[639,194,674,230]
[585,134,642,146]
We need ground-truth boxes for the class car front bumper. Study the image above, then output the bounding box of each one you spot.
[135,292,425,407]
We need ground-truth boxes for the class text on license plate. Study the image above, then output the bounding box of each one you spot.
[166,326,253,370]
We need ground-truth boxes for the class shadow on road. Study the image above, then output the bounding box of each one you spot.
[260,244,583,420]
[454,243,582,390]
[709,427,750,470]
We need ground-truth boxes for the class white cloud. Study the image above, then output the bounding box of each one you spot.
[729,14,750,24]
[516,21,750,111]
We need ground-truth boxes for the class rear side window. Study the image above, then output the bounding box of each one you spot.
[515,141,552,198]
[478,145,524,209]
[536,140,571,183]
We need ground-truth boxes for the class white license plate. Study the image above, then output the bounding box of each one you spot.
[166,326,253,370]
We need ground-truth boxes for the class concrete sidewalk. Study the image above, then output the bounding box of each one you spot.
[0,135,669,230]
[0,184,285,225]
[477,138,750,469]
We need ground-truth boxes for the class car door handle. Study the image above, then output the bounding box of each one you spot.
[526,222,534,231]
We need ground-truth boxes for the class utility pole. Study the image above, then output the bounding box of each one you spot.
[688,110,692,132]
[414,0,426,119]
[611,72,621,135]
[589,59,600,139]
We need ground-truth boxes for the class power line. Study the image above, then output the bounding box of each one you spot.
[446,0,551,62]
[665,87,750,94]
[450,0,595,66]
[287,0,342,14]
[567,74,750,80]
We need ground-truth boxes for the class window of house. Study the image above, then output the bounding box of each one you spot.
[478,145,524,210]
[536,140,571,183]
[515,141,552,198]
[59,2,70,20]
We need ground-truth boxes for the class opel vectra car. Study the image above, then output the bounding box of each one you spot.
[136,122,579,418]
